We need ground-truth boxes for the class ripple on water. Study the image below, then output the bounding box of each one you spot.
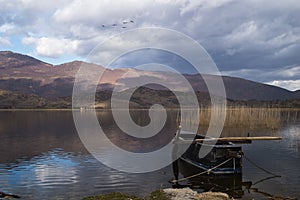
[0,111,300,199]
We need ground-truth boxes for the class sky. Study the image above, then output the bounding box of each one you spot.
[0,0,299,91]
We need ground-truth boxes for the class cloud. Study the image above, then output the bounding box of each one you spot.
[224,21,258,47]
[0,23,16,34]
[222,65,300,91]
[222,66,300,91]
[276,66,300,78]
[180,0,234,15]
[266,80,300,91]
[0,0,68,28]
[53,0,151,25]
[22,37,79,58]
[223,66,300,80]
[0,0,299,87]
[0,36,11,46]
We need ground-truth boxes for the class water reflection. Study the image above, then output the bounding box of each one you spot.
[0,147,173,199]
[0,114,87,169]
[282,124,300,154]
[33,150,78,186]
[96,109,178,153]
[0,110,299,199]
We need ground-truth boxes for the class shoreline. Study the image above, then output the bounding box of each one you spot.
[0,107,300,112]
[82,189,232,200]
[82,188,297,200]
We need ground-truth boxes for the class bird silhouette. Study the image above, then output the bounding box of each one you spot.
[112,23,117,26]
[0,191,20,199]
[130,20,134,23]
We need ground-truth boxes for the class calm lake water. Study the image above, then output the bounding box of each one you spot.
[0,110,299,199]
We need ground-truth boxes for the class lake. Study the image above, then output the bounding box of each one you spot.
[0,110,299,199]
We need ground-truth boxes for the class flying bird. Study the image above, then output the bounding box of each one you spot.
[112,23,117,26]
[130,20,134,23]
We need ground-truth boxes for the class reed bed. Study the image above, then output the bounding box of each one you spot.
[178,106,300,132]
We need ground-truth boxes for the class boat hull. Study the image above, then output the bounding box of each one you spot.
[178,157,244,198]
[177,133,243,175]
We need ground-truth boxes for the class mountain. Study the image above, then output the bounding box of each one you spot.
[184,74,300,101]
[0,51,130,98]
[294,90,300,97]
[0,50,50,68]
[0,89,73,109]
[0,51,299,103]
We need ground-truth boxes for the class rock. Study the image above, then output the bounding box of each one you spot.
[163,188,197,200]
[195,191,230,200]
[163,188,231,200]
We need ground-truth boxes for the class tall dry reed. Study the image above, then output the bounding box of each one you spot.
[178,106,284,131]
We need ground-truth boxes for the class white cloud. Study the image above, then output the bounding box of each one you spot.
[53,0,152,25]
[180,0,234,15]
[277,66,300,78]
[0,23,16,34]
[0,37,11,46]
[267,30,300,48]
[225,21,258,44]
[223,66,300,91]
[222,65,300,88]
[266,80,300,91]
[22,37,79,58]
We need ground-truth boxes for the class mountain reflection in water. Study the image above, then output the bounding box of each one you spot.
[0,110,299,199]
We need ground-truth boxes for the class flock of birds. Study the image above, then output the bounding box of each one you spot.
[101,20,134,29]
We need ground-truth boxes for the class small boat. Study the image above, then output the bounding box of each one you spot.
[176,131,243,175]
[170,128,282,197]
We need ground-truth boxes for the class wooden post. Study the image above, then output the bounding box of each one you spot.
[194,136,282,142]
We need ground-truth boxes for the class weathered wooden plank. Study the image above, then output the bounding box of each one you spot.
[193,136,282,142]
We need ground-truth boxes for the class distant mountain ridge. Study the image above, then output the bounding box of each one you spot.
[185,74,300,100]
[0,50,50,68]
[0,51,299,102]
